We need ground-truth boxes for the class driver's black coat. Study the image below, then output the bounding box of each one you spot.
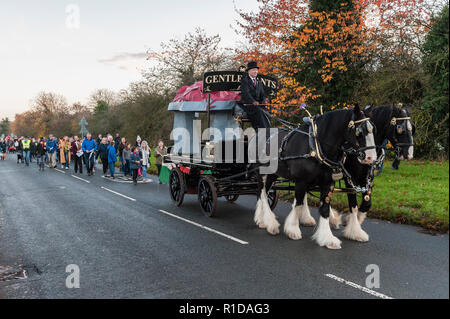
[239,74,271,128]
[240,74,266,105]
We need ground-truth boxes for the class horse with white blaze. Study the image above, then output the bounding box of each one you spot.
[253,105,377,249]
[329,105,416,239]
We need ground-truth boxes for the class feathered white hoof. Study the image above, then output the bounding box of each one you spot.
[343,208,369,242]
[266,222,280,235]
[299,195,316,227]
[358,211,367,225]
[261,189,280,235]
[285,226,302,240]
[284,199,302,240]
[329,207,342,230]
[312,216,342,249]
[254,198,265,229]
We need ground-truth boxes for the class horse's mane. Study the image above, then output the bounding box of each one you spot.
[315,109,354,148]
[316,109,353,126]
[373,105,405,120]
[371,105,407,142]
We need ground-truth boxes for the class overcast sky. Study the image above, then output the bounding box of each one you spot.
[0,0,258,119]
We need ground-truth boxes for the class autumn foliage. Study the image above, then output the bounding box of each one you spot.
[236,0,435,111]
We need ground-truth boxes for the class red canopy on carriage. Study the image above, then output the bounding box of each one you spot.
[173,81,241,103]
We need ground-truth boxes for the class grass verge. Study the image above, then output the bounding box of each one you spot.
[280,160,449,233]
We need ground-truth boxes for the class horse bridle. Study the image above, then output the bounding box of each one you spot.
[388,116,414,153]
[342,117,376,161]
[351,115,414,198]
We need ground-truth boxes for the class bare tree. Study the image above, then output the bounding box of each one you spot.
[33,92,68,114]
[144,27,237,92]
[88,89,118,109]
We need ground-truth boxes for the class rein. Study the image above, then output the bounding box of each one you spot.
[389,115,414,150]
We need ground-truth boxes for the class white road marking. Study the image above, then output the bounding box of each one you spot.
[55,169,66,174]
[325,274,394,299]
[101,186,136,202]
[71,175,91,183]
[158,209,249,245]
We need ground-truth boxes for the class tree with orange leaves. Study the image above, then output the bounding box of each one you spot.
[235,0,436,113]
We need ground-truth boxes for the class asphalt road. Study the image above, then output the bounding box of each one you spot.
[0,156,448,299]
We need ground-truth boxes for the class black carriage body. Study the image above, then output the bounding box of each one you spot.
[165,78,279,216]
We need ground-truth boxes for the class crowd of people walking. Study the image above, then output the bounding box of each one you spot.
[0,133,167,185]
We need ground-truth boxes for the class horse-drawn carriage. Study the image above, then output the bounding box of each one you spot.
[165,72,279,217]
[164,70,415,249]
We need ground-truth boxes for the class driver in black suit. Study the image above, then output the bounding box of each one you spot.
[240,61,271,129]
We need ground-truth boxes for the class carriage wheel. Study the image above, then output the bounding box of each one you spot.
[267,189,279,210]
[169,167,185,207]
[225,194,239,202]
[198,176,218,217]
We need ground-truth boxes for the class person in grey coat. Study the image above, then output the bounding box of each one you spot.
[122,144,131,176]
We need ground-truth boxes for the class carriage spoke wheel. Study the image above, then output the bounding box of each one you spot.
[198,176,218,217]
[225,194,239,202]
[169,167,185,206]
[267,189,279,210]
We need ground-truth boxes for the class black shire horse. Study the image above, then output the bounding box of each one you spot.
[254,105,377,249]
[325,105,416,242]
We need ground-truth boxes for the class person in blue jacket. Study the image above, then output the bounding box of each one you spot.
[107,141,117,179]
[129,146,142,185]
[82,133,97,176]
[46,135,58,168]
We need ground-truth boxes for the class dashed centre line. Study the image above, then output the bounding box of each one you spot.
[158,209,249,245]
[43,164,248,245]
[101,186,136,202]
[71,175,91,183]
